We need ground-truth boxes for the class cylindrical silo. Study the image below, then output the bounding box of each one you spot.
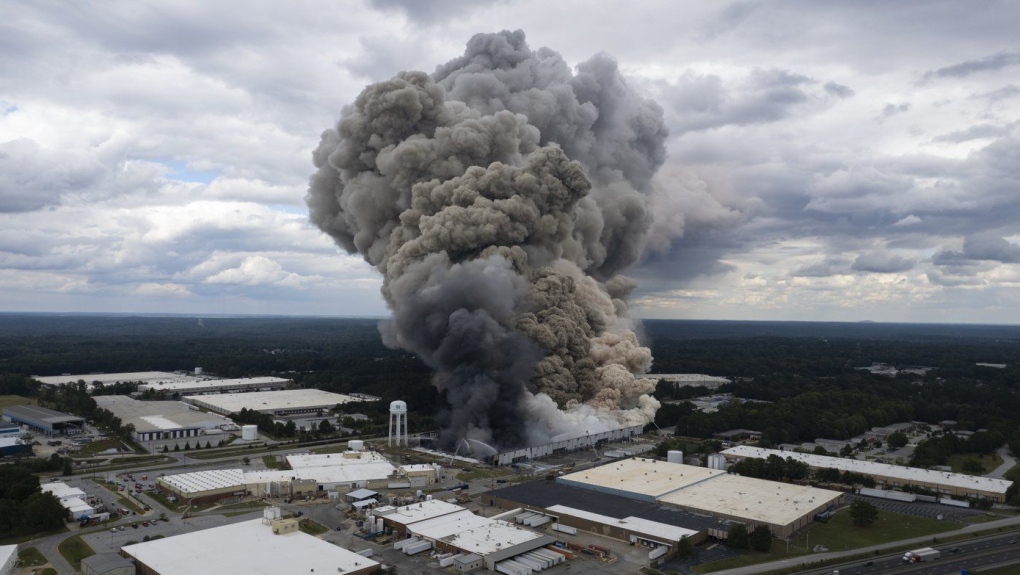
[349,439,364,452]
[667,450,684,464]
[241,425,258,441]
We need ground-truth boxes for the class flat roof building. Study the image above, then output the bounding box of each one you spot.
[93,396,237,442]
[556,458,843,538]
[722,445,1013,503]
[2,405,84,435]
[139,376,291,396]
[558,457,726,501]
[0,544,17,575]
[33,371,207,393]
[184,389,369,416]
[121,517,379,575]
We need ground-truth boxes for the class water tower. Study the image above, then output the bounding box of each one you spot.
[388,400,408,446]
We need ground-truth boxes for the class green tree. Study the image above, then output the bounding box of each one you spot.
[183,441,191,451]
[726,524,749,549]
[61,457,74,476]
[849,499,878,527]
[961,458,985,475]
[318,419,335,435]
[675,536,693,558]
[748,525,772,553]
[161,445,169,453]
[887,432,908,449]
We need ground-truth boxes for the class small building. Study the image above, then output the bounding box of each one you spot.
[2,405,84,436]
[0,437,31,457]
[0,423,21,437]
[0,544,17,575]
[80,553,134,575]
[454,553,482,572]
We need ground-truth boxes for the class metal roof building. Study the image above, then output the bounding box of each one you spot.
[93,396,236,442]
[2,404,84,435]
[722,445,1014,503]
[0,544,17,575]
[138,376,291,396]
[122,517,379,575]
[183,389,369,416]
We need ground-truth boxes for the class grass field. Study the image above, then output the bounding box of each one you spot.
[696,507,959,573]
[16,547,48,568]
[948,453,1004,474]
[298,519,329,536]
[262,455,288,469]
[57,535,95,568]
[78,438,134,456]
[0,395,34,409]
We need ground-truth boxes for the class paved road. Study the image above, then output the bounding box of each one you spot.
[988,446,1017,479]
[713,514,1020,575]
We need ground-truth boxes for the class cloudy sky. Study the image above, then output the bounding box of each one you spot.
[2,0,1019,323]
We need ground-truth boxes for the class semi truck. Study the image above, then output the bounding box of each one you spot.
[903,547,941,562]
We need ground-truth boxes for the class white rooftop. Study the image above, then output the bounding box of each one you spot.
[440,519,547,556]
[559,457,726,498]
[159,469,245,494]
[399,464,437,473]
[546,505,698,542]
[286,451,389,469]
[658,473,842,527]
[246,463,396,485]
[0,545,17,573]
[139,376,291,393]
[41,481,86,499]
[723,446,1013,495]
[185,389,367,414]
[34,371,205,386]
[374,499,464,526]
[122,518,379,575]
[408,509,492,540]
[93,395,235,434]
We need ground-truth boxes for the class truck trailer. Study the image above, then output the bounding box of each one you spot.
[902,547,941,562]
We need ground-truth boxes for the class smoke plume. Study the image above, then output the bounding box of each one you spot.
[307,30,666,450]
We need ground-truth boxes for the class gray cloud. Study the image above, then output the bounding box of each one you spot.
[851,251,915,273]
[881,102,911,117]
[925,51,1020,79]
[368,0,506,23]
[823,81,854,99]
[933,123,1015,143]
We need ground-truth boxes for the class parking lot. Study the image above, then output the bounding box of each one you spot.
[847,494,991,523]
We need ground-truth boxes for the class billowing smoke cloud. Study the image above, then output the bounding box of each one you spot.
[307,30,666,450]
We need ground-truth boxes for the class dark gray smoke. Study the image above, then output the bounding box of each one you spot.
[307,30,666,449]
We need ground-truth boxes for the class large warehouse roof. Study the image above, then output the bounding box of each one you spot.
[184,389,367,414]
[41,481,86,499]
[441,520,551,557]
[160,469,245,494]
[658,473,841,527]
[34,371,205,387]
[139,376,291,394]
[246,462,397,485]
[559,457,725,499]
[94,396,234,434]
[408,510,491,540]
[722,445,1013,495]
[3,404,84,427]
[122,518,378,575]
[546,505,699,542]
[285,451,388,469]
[375,499,464,526]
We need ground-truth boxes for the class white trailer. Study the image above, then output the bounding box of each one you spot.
[552,522,577,535]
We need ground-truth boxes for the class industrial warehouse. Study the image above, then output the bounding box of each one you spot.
[555,458,843,538]
[156,450,439,503]
[32,371,209,392]
[721,445,1014,503]
[121,509,379,575]
[488,424,646,466]
[373,499,560,572]
[93,396,238,442]
[183,388,369,416]
[137,376,292,396]
[2,404,84,435]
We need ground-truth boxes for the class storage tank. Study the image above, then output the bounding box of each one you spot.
[194,367,203,375]
[707,453,727,470]
[667,450,684,464]
[349,439,364,452]
[241,425,258,441]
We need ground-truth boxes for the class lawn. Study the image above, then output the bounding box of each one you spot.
[117,495,146,515]
[262,455,288,470]
[695,507,959,573]
[0,395,34,409]
[16,547,48,568]
[56,535,95,568]
[947,453,1004,474]
[312,442,352,455]
[298,519,329,536]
